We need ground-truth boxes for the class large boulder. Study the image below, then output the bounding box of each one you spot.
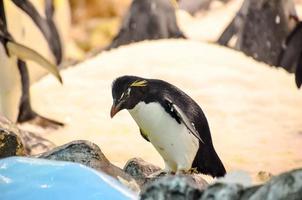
[248,168,302,200]
[38,140,134,183]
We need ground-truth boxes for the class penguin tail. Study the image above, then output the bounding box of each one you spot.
[193,143,226,178]
[295,55,302,89]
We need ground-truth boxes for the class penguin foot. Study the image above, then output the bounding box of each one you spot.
[188,167,199,174]
[28,115,64,129]
[146,170,168,179]
[175,168,198,175]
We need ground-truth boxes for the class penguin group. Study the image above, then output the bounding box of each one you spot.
[0,0,63,127]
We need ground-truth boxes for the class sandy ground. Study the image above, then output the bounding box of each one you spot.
[17,0,302,184]
[24,39,302,184]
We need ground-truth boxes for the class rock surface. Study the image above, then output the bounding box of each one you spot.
[124,157,161,184]
[38,140,134,183]
[200,183,243,200]
[0,128,25,158]
[124,157,208,189]
[0,115,55,156]
[140,175,206,200]
[247,168,302,200]
[140,168,302,200]
[0,116,26,157]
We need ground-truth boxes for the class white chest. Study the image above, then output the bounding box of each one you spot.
[129,102,199,172]
[0,44,22,122]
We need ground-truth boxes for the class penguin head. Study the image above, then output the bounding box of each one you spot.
[111,75,148,117]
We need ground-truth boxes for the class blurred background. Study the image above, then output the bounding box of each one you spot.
[2,0,302,184]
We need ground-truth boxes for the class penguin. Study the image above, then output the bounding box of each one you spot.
[278,18,302,89]
[110,76,226,178]
[10,0,62,64]
[106,0,185,50]
[3,0,64,126]
[0,1,62,124]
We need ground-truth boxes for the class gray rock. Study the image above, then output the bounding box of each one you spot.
[0,127,25,158]
[124,157,208,189]
[0,115,55,155]
[0,116,27,157]
[240,185,262,200]
[248,168,302,200]
[124,157,161,180]
[200,183,243,200]
[38,140,133,182]
[140,175,205,200]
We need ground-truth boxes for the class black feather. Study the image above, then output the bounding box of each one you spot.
[296,52,302,88]
[278,22,302,73]
[112,76,226,178]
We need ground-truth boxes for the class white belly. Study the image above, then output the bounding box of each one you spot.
[129,102,199,172]
[0,44,22,122]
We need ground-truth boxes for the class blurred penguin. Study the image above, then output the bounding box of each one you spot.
[278,15,302,89]
[1,0,63,127]
[106,0,186,50]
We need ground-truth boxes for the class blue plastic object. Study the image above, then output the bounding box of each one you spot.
[0,157,137,200]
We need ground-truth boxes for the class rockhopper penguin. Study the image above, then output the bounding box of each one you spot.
[0,2,62,122]
[111,75,226,178]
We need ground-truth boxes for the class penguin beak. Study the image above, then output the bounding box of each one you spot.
[6,40,63,83]
[110,101,122,118]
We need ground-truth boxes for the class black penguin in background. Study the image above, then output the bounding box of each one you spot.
[5,0,64,126]
[278,15,302,89]
[0,0,63,126]
[106,0,186,50]
[111,76,226,178]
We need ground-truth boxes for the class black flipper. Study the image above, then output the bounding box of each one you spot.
[164,98,204,144]
[12,0,62,64]
[295,53,302,88]
[140,129,150,142]
[278,22,302,73]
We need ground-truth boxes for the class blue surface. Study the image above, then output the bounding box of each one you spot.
[0,157,136,200]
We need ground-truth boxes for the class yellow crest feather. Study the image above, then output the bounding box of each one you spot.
[130,80,148,87]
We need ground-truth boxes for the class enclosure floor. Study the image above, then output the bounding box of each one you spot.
[23,39,302,183]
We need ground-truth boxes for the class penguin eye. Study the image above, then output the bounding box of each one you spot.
[118,88,131,101]
[126,88,131,96]
[119,92,125,101]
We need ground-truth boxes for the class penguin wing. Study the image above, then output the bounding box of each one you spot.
[296,53,302,88]
[278,22,302,69]
[11,0,62,64]
[6,40,62,83]
[165,98,205,144]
